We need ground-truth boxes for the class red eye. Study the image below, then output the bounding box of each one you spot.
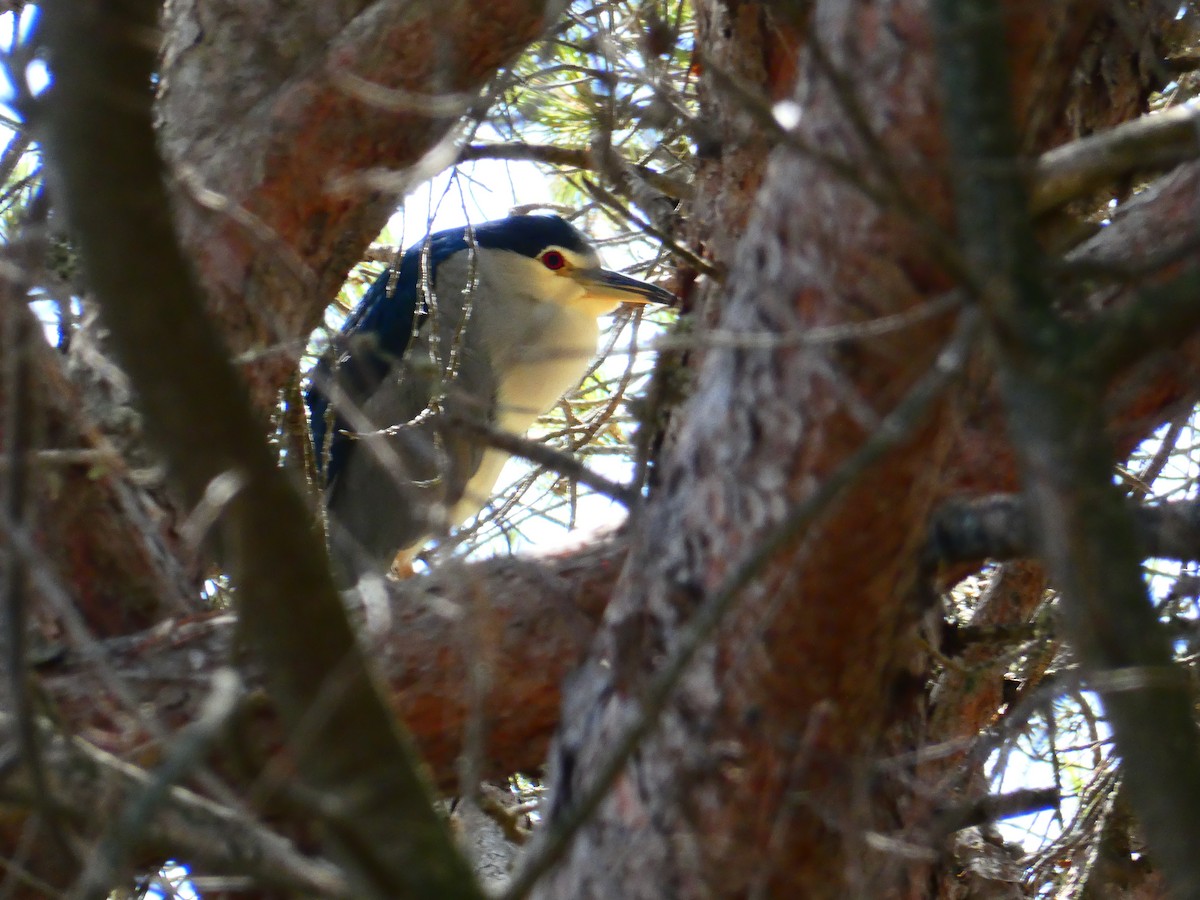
[541,250,566,270]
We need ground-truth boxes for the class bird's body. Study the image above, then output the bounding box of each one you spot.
[306,215,672,585]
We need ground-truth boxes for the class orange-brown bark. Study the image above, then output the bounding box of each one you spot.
[40,543,620,793]
[3,0,1197,895]
[25,0,554,647]
[158,0,554,407]
[9,312,199,636]
[528,2,1179,898]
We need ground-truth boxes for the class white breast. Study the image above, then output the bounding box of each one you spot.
[433,250,605,514]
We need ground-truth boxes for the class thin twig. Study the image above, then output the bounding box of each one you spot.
[446,412,638,506]
[458,142,692,200]
[575,175,719,279]
[0,712,349,898]
[70,670,243,900]
[1,188,69,860]
[653,292,963,351]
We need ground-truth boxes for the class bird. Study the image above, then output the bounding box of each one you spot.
[306,214,675,586]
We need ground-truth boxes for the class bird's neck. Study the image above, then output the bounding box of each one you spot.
[487,300,600,434]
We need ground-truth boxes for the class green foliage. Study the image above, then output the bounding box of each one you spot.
[0,135,37,240]
[493,0,698,218]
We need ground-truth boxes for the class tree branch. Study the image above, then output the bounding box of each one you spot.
[39,4,481,897]
[0,713,349,897]
[1032,104,1200,215]
[928,495,1200,567]
[457,142,693,201]
[446,412,639,505]
[932,787,1060,837]
[932,2,1200,896]
[158,0,559,407]
[39,542,621,791]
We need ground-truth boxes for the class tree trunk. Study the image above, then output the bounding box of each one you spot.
[527,2,1176,897]
[4,0,1199,896]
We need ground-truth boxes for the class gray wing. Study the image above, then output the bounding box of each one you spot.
[324,286,498,585]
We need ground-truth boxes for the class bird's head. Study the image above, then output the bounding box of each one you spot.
[469,215,676,316]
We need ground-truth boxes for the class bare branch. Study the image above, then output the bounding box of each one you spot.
[0,713,349,898]
[39,4,482,898]
[38,541,622,791]
[932,788,1060,837]
[458,142,693,200]
[928,495,1200,566]
[932,2,1200,896]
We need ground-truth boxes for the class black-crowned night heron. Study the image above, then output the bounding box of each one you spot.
[306,214,674,585]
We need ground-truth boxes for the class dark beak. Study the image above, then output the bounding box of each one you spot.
[574,267,676,307]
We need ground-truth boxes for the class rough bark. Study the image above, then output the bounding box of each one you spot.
[2,0,1197,895]
[3,310,199,637]
[527,2,1178,898]
[40,542,622,793]
[22,0,557,644]
[157,0,558,407]
[42,2,493,896]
